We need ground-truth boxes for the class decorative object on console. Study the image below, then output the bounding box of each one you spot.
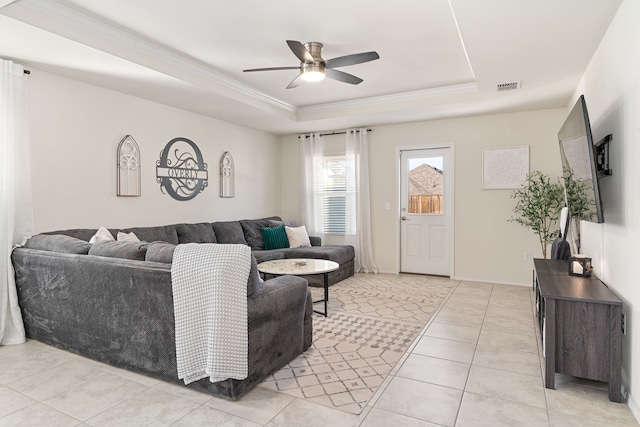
[156,137,208,201]
[219,151,235,198]
[116,135,141,197]
[569,254,592,277]
[482,145,529,189]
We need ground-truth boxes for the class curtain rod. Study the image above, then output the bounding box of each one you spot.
[298,129,372,139]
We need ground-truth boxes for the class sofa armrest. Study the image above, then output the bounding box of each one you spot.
[249,275,309,320]
[247,275,311,355]
[309,236,321,246]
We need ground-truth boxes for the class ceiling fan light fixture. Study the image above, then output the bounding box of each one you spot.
[301,70,325,82]
[300,63,326,82]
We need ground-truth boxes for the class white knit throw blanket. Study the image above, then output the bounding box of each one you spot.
[171,243,251,384]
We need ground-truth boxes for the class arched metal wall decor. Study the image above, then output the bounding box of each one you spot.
[219,151,235,198]
[116,135,141,197]
[156,137,208,201]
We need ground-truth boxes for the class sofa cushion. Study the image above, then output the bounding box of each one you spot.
[118,225,179,245]
[145,241,176,263]
[42,228,97,242]
[240,216,282,250]
[175,223,217,244]
[261,225,289,250]
[89,241,149,261]
[24,234,92,254]
[285,245,355,265]
[251,249,288,263]
[269,219,297,228]
[211,221,247,245]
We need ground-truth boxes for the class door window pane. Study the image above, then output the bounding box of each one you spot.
[408,156,444,214]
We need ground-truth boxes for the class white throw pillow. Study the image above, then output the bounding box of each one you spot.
[285,225,311,248]
[89,226,115,244]
[117,231,140,242]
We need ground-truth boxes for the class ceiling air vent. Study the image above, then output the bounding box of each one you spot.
[497,81,520,91]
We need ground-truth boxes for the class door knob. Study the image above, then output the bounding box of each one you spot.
[401,216,409,221]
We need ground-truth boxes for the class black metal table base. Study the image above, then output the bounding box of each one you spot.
[261,271,330,317]
[312,272,330,317]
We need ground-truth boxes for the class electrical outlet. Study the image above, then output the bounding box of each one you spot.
[621,313,627,335]
[523,251,532,262]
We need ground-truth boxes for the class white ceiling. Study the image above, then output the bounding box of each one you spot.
[0,0,622,135]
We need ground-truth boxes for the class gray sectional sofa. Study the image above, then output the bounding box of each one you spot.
[40,216,355,287]
[10,216,355,400]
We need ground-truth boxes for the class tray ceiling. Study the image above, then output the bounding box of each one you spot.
[0,0,622,134]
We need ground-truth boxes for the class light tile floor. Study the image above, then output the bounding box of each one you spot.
[0,274,638,426]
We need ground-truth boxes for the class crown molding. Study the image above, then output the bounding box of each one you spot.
[0,0,17,9]
[10,0,297,115]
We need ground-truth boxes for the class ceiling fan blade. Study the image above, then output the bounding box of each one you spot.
[286,40,314,63]
[325,68,363,85]
[325,51,380,69]
[286,75,302,89]
[243,66,300,72]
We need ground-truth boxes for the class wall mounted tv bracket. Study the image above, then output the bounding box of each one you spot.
[594,134,612,177]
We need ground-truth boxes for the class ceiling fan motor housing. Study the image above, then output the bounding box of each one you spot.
[304,42,324,62]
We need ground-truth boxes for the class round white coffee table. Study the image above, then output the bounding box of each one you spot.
[257,258,339,316]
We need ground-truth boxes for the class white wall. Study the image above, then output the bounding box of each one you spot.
[281,108,567,284]
[27,70,281,232]
[574,0,640,415]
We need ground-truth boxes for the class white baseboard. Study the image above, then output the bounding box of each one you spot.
[628,390,640,424]
[373,271,531,287]
[453,275,531,287]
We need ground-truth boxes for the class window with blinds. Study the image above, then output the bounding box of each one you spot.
[322,154,346,234]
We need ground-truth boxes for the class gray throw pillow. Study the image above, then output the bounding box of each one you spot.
[24,234,92,254]
[211,221,247,245]
[145,241,176,263]
[88,241,148,261]
[175,223,217,243]
[240,216,281,250]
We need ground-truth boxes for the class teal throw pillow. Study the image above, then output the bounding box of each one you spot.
[261,225,290,250]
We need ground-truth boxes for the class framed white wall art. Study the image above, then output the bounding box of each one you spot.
[482,145,529,189]
[116,135,141,196]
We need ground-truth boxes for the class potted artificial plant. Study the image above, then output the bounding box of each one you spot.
[510,171,564,259]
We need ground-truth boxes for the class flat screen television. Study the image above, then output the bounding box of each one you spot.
[558,95,604,223]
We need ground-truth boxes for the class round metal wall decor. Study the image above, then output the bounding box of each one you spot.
[156,137,208,201]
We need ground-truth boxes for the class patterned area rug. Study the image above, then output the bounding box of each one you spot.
[260,273,456,414]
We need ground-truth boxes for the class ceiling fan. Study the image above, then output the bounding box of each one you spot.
[243,40,380,89]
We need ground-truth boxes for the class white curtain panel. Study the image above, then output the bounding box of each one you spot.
[345,129,378,273]
[0,59,34,345]
[300,133,325,237]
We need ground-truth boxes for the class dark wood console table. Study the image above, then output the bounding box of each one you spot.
[533,259,622,402]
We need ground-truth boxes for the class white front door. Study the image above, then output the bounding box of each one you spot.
[400,148,452,276]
